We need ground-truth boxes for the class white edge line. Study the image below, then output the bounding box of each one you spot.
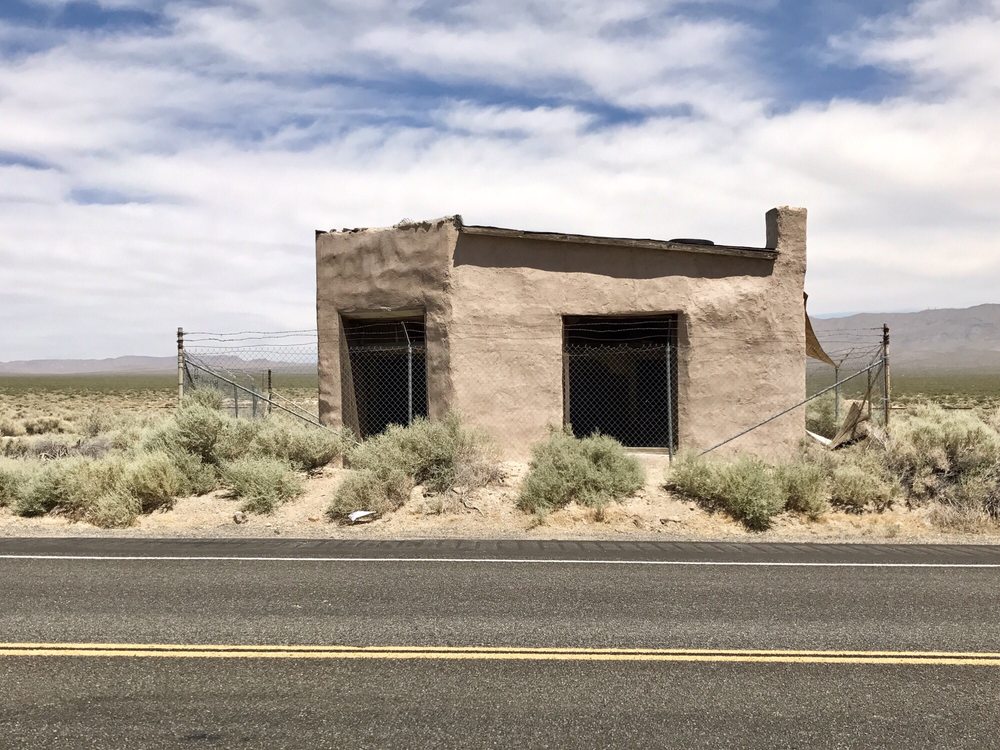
[0,555,998,568]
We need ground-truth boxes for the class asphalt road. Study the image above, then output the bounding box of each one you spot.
[1,538,999,748]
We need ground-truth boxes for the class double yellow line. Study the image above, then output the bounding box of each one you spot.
[2,643,1000,666]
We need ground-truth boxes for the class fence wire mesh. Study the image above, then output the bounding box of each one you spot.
[340,318,427,439]
[806,326,889,429]
[563,316,679,452]
[179,318,888,452]
[182,330,320,424]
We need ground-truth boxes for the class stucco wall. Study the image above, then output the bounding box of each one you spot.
[448,207,806,459]
[316,207,807,459]
[315,218,459,431]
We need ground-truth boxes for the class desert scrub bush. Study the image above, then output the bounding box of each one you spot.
[120,451,185,512]
[666,451,716,501]
[805,393,838,439]
[349,414,499,493]
[927,468,1000,532]
[326,414,498,521]
[250,419,345,470]
[21,436,78,459]
[12,457,123,517]
[221,457,303,514]
[517,430,644,514]
[0,438,30,459]
[186,387,226,410]
[953,467,1000,519]
[828,458,896,513]
[170,450,219,496]
[326,467,414,520]
[776,460,829,519]
[669,454,785,530]
[213,418,264,463]
[884,405,1000,506]
[74,436,115,459]
[136,422,219,496]
[79,409,115,437]
[0,418,26,437]
[87,490,141,529]
[0,458,29,507]
[111,419,152,453]
[23,416,67,435]
[173,401,224,463]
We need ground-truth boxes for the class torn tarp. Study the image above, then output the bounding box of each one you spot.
[804,293,835,366]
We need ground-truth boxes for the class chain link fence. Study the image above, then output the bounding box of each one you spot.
[178,318,887,453]
[806,326,889,430]
[181,330,321,425]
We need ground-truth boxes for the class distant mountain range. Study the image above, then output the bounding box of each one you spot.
[0,355,316,376]
[811,303,1000,372]
[0,355,177,375]
[2,303,999,375]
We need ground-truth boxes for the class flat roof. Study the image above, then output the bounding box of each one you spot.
[460,224,777,260]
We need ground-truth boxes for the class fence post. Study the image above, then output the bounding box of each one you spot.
[234,384,239,418]
[834,365,840,424]
[401,322,413,424]
[882,323,891,428]
[267,369,273,416]
[666,340,674,461]
[176,327,184,406]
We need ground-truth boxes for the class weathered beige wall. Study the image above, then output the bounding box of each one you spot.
[315,218,460,431]
[316,207,807,460]
[447,206,807,459]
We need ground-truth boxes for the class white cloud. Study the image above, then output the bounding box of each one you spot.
[0,0,998,358]
[836,0,1000,94]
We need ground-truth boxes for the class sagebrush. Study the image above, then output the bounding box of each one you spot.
[327,414,499,521]
[517,430,644,514]
[2,387,345,527]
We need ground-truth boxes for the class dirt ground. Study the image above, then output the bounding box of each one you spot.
[3,455,999,544]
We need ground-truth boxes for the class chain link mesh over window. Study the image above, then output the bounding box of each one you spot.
[563,316,679,451]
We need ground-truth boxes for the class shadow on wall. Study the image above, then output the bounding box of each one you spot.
[453,236,776,280]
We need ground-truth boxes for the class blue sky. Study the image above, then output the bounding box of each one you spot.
[1,0,998,358]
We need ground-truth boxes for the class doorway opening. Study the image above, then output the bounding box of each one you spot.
[341,314,428,438]
[563,314,679,452]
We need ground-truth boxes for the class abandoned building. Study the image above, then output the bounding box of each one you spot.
[316,206,808,458]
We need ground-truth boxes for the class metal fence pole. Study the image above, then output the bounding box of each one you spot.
[234,384,239,418]
[267,369,273,416]
[834,365,840,424]
[882,323,891,428]
[401,322,413,424]
[867,369,873,418]
[666,340,674,461]
[176,327,185,406]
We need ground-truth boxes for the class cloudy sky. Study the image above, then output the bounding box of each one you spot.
[1,0,998,359]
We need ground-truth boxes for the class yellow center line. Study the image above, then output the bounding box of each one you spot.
[2,642,999,666]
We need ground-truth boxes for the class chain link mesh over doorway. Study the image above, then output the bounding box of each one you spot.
[341,316,428,439]
[563,315,679,452]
